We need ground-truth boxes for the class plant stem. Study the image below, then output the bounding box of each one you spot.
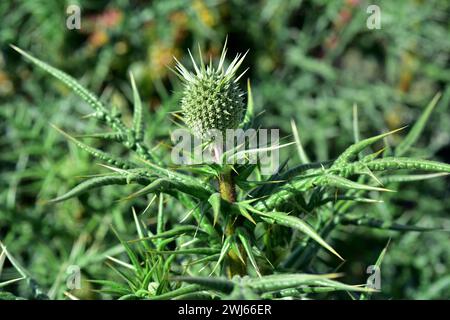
[218,166,246,278]
[219,167,236,203]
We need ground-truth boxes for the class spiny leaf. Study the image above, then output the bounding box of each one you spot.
[374,240,390,268]
[129,72,144,142]
[51,124,133,169]
[237,205,256,224]
[48,175,143,203]
[262,285,370,298]
[88,280,130,295]
[128,226,202,243]
[396,92,441,156]
[307,279,377,293]
[285,161,335,177]
[139,158,215,198]
[13,45,161,164]
[122,179,173,201]
[178,194,219,238]
[0,247,5,276]
[325,175,394,193]
[241,79,254,129]
[105,261,138,291]
[366,157,450,173]
[0,276,25,288]
[106,256,135,270]
[243,273,340,293]
[186,254,221,267]
[131,207,147,241]
[110,228,143,275]
[0,242,48,299]
[230,241,246,265]
[332,127,406,167]
[11,45,127,133]
[252,167,392,211]
[208,193,222,226]
[262,279,376,298]
[318,195,382,206]
[157,193,165,236]
[254,211,344,261]
[210,236,232,275]
[237,229,261,277]
[291,119,310,164]
[149,248,220,255]
[76,132,126,142]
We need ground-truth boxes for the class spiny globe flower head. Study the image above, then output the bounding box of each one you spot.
[174,41,248,139]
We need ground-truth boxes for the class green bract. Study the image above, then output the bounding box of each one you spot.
[175,41,248,138]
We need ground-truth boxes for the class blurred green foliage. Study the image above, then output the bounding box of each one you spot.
[0,0,449,299]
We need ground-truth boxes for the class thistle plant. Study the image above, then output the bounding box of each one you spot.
[7,41,450,300]
[173,42,254,277]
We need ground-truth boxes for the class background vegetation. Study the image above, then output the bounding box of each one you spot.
[0,0,449,299]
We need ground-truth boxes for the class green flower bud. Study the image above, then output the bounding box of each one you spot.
[175,40,248,139]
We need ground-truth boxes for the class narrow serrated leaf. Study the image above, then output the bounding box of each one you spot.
[326,175,394,193]
[241,79,254,130]
[210,237,232,275]
[244,273,339,293]
[333,127,406,167]
[255,211,344,260]
[48,175,132,203]
[129,72,144,142]
[51,124,132,169]
[208,193,222,226]
[11,45,126,133]
[237,229,261,277]
[396,92,441,156]
[291,119,310,164]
